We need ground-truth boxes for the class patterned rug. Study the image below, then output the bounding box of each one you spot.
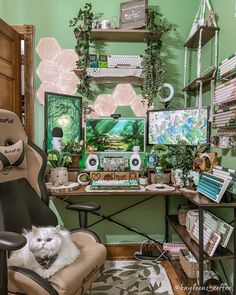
[89,260,174,295]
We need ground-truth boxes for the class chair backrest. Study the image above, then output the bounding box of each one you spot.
[0,109,57,233]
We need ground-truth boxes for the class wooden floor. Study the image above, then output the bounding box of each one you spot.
[105,243,187,295]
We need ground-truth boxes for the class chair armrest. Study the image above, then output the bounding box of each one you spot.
[0,232,26,251]
[66,202,100,212]
[8,266,58,295]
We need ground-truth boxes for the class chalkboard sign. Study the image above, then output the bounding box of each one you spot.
[120,0,147,29]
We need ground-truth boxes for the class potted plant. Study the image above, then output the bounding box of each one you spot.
[77,172,90,186]
[64,139,84,170]
[139,169,148,185]
[47,150,72,187]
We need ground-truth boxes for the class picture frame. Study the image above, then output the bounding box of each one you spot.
[44,92,82,152]
[119,0,147,29]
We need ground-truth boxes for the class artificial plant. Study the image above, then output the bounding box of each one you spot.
[47,150,72,168]
[142,8,172,107]
[69,3,94,110]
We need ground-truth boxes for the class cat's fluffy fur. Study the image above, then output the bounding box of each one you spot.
[9,226,80,279]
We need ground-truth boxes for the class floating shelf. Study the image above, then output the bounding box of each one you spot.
[74,28,162,42]
[184,26,220,49]
[183,76,214,92]
[166,215,234,261]
[74,68,143,85]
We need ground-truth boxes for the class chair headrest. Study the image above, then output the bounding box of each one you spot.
[0,109,27,145]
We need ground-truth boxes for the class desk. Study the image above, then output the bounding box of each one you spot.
[50,187,236,294]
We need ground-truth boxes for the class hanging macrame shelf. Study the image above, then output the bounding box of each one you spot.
[184,26,219,49]
[183,0,219,123]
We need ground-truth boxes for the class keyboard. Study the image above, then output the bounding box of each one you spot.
[192,222,222,257]
[204,211,233,248]
[163,242,187,253]
[197,171,232,203]
[91,179,140,190]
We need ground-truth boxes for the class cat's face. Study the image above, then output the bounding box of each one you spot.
[29,226,62,256]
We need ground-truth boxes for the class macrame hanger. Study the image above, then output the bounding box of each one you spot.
[198,80,203,121]
[209,79,215,122]
[205,0,217,27]
[199,0,206,25]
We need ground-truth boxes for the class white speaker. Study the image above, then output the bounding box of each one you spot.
[86,154,99,171]
[130,146,142,171]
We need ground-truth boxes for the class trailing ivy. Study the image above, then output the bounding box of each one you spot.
[142,8,172,107]
[69,3,93,108]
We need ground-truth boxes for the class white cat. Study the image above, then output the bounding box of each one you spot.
[9,225,80,279]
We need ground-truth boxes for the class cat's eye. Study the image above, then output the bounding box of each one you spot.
[47,238,52,242]
[37,238,41,242]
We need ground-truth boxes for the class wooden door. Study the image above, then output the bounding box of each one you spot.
[0,18,21,118]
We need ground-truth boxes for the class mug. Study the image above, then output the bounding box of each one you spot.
[101,19,111,29]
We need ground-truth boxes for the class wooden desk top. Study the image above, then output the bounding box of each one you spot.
[49,186,236,208]
[50,186,182,197]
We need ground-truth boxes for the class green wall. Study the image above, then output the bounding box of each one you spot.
[1,0,235,286]
[0,0,198,244]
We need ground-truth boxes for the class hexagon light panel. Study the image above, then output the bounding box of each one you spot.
[36,37,78,104]
[90,83,150,118]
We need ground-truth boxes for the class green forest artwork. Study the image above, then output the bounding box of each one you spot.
[86,118,145,152]
[45,92,82,151]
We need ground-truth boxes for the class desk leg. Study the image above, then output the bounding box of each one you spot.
[199,208,204,293]
[165,196,169,243]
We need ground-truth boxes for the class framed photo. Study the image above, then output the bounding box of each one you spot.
[44,92,82,152]
[120,0,147,29]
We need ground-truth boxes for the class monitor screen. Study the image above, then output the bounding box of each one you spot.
[85,117,146,152]
[148,108,209,145]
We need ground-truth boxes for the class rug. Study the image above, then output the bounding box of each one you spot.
[89,260,174,295]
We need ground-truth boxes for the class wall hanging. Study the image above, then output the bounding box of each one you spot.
[44,92,82,152]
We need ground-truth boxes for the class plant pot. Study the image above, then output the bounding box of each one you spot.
[68,154,82,170]
[77,173,90,186]
[50,167,68,187]
[139,177,147,185]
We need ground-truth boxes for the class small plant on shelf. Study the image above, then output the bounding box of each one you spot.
[142,8,173,107]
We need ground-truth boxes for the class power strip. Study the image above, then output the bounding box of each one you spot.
[134,241,167,261]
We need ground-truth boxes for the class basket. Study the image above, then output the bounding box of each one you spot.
[178,210,187,226]
[179,249,210,279]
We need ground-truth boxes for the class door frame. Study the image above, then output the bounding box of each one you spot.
[12,24,35,141]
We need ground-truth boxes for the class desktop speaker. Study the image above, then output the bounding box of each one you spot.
[86,154,99,171]
[130,146,142,171]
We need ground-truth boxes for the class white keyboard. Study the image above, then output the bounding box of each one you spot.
[192,222,221,257]
[204,211,233,248]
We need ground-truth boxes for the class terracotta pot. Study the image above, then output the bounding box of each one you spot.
[69,154,82,170]
[50,167,68,187]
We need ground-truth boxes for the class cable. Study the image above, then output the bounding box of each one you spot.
[133,240,168,261]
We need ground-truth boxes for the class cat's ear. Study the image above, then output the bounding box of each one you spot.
[32,226,39,234]
[54,225,60,233]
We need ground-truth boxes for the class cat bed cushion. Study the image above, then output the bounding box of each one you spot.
[48,231,106,295]
[0,139,27,171]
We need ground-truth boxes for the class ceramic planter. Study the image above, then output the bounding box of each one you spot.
[50,167,68,187]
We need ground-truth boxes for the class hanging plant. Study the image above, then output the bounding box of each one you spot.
[142,8,173,107]
[69,3,94,101]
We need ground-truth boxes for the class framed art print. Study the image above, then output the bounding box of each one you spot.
[44,92,82,152]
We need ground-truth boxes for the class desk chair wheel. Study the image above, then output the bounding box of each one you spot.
[67,202,101,242]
